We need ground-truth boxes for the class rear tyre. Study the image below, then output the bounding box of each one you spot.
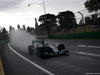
[58,44,65,51]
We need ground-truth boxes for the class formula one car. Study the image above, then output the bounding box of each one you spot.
[28,40,69,57]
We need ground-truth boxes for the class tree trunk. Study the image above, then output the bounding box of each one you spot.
[45,23,50,38]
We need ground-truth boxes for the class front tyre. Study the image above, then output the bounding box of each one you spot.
[36,48,44,57]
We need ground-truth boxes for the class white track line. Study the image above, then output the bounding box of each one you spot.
[77,52,100,57]
[78,45,100,48]
[8,43,54,75]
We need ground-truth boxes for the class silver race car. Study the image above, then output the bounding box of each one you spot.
[28,40,69,57]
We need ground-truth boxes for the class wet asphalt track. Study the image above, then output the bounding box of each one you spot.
[1,39,100,75]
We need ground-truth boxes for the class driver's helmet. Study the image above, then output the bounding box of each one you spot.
[41,40,48,46]
[44,42,48,45]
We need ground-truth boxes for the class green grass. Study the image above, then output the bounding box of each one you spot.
[0,40,9,46]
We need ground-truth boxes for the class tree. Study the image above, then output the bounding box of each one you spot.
[27,26,31,32]
[84,0,100,12]
[39,13,56,24]
[23,25,26,30]
[0,26,2,33]
[9,26,13,32]
[17,24,20,29]
[38,13,57,37]
[0,26,2,39]
[9,26,15,34]
[57,10,76,32]
[2,28,8,39]
[84,0,100,31]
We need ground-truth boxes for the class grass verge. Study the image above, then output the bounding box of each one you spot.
[0,40,9,75]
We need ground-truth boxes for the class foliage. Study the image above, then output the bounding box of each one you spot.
[23,25,26,30]
[17,24,20,29]
[38,13,56,24]
[57,10,76,32]
[38,13,56,37]
[84,0,100,12]
[0,28,8,40]
[9,26,15,33]
[27,26,31,32]
[9,26,12,31]
[27,26,34,33]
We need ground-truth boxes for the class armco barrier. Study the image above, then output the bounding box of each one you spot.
[49,32,100,39]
